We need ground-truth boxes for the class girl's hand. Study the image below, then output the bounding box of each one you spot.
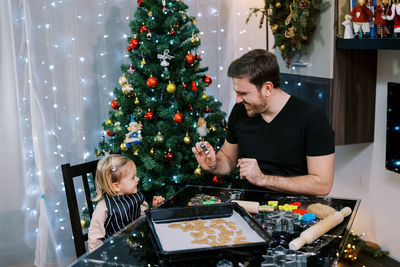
[152,195,165,207]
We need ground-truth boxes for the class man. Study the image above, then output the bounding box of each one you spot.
[192,49,334,196]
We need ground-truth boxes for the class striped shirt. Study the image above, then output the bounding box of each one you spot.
[103,192,144,238]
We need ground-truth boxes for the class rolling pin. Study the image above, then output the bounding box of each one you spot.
[289,207,352,251]
[232,200,274,214]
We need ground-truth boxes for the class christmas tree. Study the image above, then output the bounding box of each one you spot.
[95,0,238,197]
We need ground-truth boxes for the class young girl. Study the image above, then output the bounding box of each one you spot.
[88,154,164,251]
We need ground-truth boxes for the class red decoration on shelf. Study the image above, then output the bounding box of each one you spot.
[128,38,140,50]
[164,149,175,162]
[191,81,197,91]
[140,24,148,33]
[137,0,144,6]
[185,53,195,65]
[173,112,184,123]
[212,176,222,184]
[146,76,158,88]
[110,99,119,110]
[203,75,212,86]
[106,129,114,136]
[144,109,154,121]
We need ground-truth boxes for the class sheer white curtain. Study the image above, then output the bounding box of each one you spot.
[0,0,265,266]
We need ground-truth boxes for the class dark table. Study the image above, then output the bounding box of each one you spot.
[70,185,360,266]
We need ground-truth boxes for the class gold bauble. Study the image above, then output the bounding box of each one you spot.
[280,45,286,50]
[106,119,112,125]
[150,147,154,155]
[141,58,146,66]
[272,24,279,32]
[154,132,165,145]
[194,165,203,176]
[120,142,127,151]
[191,36,200,43]
[192,18,197,24]
[148,11,153,17]
[276,2,281,8]
[122,83,133,94]
[134,149,139,155]
[118,74,128,86]
[96,150,102,157]
[81,219,88,229]
[183,135,191,144]
[134,97,139,105]
[210,125,217,131]
[201,93,209,99]
[166,82,177,93]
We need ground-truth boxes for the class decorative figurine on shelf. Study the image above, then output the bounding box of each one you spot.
[125,115,143,145]
[376,0,392,37]
[385,0,400,37]
[350,0,374,38]
[342,14,355,38]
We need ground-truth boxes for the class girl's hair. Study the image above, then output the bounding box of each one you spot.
[92,154,132,202]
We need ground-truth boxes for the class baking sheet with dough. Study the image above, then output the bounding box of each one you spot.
[152,210,265,252]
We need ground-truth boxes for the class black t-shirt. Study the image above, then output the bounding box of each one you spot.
[226,95,334,177]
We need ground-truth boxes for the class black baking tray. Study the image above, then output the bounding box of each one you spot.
[145,202,272,262]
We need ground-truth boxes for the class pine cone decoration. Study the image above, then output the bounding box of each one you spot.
[299,0,311,10]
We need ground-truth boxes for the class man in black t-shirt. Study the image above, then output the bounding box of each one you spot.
[192,49,335,196]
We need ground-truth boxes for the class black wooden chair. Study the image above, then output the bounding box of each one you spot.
[61,159,99,258]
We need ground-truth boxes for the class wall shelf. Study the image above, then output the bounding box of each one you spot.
[337,38,400,50]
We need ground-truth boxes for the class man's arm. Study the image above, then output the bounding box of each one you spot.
[192,140,239,176]
[238,153,334,195]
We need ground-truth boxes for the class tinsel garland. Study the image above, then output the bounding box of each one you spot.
[247,0,329,68]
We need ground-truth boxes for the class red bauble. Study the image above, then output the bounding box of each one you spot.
[164,150,175,162]
[191,81,197,91]
[212,176,222,184]
[173,112,184,123]
[127,46,132,52]
[291,39,297,45]
[140,24,148,33]
[203,75,212,86]
[185,53,195,64]
[110,99,119,110]
[106,129,114,136]
[146,76,158,88]
[137,0,144,6]
[144,110,154,121]
[188,104,193,111]
[129,38,140,50]
[196,54,201,60]
[205,107,210,113]
[170,28,175,35]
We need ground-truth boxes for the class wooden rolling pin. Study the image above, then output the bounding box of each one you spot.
[232,200,274,214]
[289,207,352,251]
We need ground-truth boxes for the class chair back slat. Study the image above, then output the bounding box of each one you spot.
[61,159,99,258]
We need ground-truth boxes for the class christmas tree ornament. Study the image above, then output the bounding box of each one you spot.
[272,24,279,32]
[128,38,140,50]
[134,149,139,156]
[146,75,158,88]
[210,125,217,131]
[118,74,128,85]
[192,18,197,24]
[106,129,114,136]
[188,104,193,111]
[157,49,174,72]
[169,28,175,35]
[166,81,176,93]
[212,176,222,184]
[111,99,119,110]
[125,115,142,144]
[173,111,184,123]
[150,147,154,155]
[114,125,122,133]
[139,24,148,33]
[144,109,155,121]
[154,132,165,145]
[203,75,212,86]
[185,52,195,65]
[183,133,191,144]
[126,65,136,74]
[194,165,203,176]
[146,31,152,39]
[196,54,201,60]
[181,12,188,22]
[280,45,285,50]
[134,97,139,105]
[81,218,88,229]
[182,81,187,88]
[106,119,113,125]
[162,0,166,12]
[120,142,127,151]
[201,93,209,99]
[291,39,297,45]
[96,150,103,157]
[116,109,125,120]
[205,106,210,113]
[164,148,175,162]
[137,0,144,6]
[197,117,209,137]
[122,84,133,94]
[276,2,281,8]
[191,81,197,91]
[127,92,134,98]
[141,58,146,66]
[147,11,152,17]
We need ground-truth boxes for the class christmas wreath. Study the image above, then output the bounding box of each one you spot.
[247,0,329,68]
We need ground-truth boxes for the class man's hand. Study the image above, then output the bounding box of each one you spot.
[237,158,264,187]
[192,141,217,172]
[152,196,165,207]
